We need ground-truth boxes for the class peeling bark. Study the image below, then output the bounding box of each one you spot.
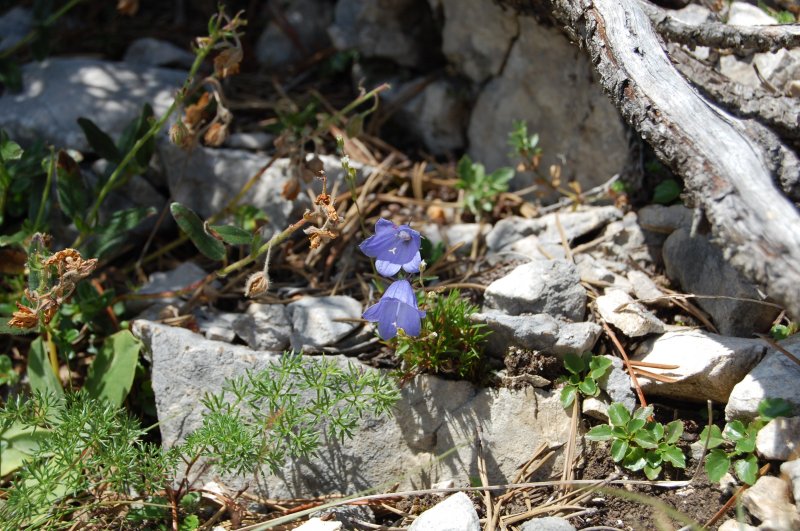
[531,0,800,318]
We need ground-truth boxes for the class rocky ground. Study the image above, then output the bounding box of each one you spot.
[0,1,799,530]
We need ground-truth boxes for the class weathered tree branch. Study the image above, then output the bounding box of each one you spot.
[544,0,800,318]
[638,0,800,53]
[667,45,800,143]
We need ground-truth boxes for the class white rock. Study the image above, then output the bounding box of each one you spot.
[780,459,800,511]
[583,396,611,422]
[287,296,363,352]
[627,270,667,306]
[395,78,467,154]
[224,132,274,150]
[741,476,800,530]
[726,335,800,421]
[419,222,491,255]
[131,262,209,314]
[124,37,195,68]
[408,492,479,531]
[718,519,757,531]
[727,2,779,26]
[597,356,636,414]
[295,518,342,531]
[0,58,184,151]
[484,260,586,321]
[672,4,713,25]
[520,516,577,531]
[232,304,291,351]
[437,0,518,82]
[596,289,665,337]
[633,330,767,404]
[467,18,628,194]
[756,416,800,461]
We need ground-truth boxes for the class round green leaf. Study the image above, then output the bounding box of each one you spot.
[578,377,598,396]
[563,352,585,375]
[623,446,646,471]
[724,420,747,442]
[644,464,662,481]
[610,438,628,462]
[699,425,725,449]
[633,430,658,449]
[705,449,731,482]
[664,420,684,445]
[734,455,758,485]
[586,424,614,441]
[758,398,793,421]
[662,446,686,468]
[627,418,646,434]
[633,405,654,421]
[608,403,631,427]
[560,385,577,409]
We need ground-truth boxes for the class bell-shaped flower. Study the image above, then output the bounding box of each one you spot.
[359,218,422,277]
[362,279,426,340]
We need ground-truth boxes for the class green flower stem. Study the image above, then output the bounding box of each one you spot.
[33,148,55,231]
[0,0,87,60]
[217,216,310,278]
[74,38,220,248]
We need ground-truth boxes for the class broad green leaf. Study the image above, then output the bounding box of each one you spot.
[627,418,646,434]
[649,421,664,441]
[589,356,612,379]
[77,118,121,163]
[560,385,577,409]
[118,104,155,169]
[734,429,757,454]
[585,424,614,441]
[664,420,684,445]
[699,425,725,449]
[725,420,747,442]
[633,430,658,449]
[55,150,88,224]
[27,337,63,398]
[208,224,254,246]
[633,405,654,421]
[653,179,681,204]
[705,449,731,482]
[578,377,598,396]
[90,206,156,259]
[610,438,628,462]
[644,464,662,480]
[170,202,226,261]
[758,397,793,421]
[455,155,475,188]
[563,352,585,375]
[734,455,758,485]
[0,422,50,475]
[623,446,646,471]
[0,136,23,162]
[662,446,686,468]
[608,403,631,427]
[645,450,662,468]
[488,167,514,186]
[84,330,141,407]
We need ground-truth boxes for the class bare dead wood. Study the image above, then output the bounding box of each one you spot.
[668,45,800,141]
[539,0,800,319]
[637,0,800,53]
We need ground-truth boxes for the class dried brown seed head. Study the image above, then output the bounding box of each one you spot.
[214,47,243,79]
[244,272,269,298]
[203,122,228,147]
[8,303,38,329]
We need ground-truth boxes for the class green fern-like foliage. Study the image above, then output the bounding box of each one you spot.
[395,290,491,381]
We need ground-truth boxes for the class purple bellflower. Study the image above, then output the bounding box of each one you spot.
[359,218,422,277]
[362,279,426,340]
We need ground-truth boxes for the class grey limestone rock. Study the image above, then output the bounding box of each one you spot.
[780,459,800,511]
[633,330,767,404]
[287,296,363,353]
[408,492,479,531]
[393,78,468,154]
[124,38,195,69]
[436,0,518,83]
[134,321,573,499]
[741,475,800,530]
[596,289,665,338]
[0,58,184,150]
[597,355,636,414]
[636,204,693,235]
[756,416,800,462]
[256,0,333,68]
[663,228,780,337]
[467,18,628,193]
[520,516,577,531]
[232,304,291,351]
[726,334,800,421]
[484,260,586,321]
[0,7,32,53]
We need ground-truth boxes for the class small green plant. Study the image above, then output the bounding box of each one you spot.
[770,321,798,340]
[508,119,542,162]
[455,155,514,219]
[557,352,612,408]
[652,178,682,204]
[0,355,398,528]
[701,398,792,485]
[394,289,490,380]
[586,404,686,480]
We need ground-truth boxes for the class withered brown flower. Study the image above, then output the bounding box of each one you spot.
[244,272,269,298]
[8,302,38,329]
[214,47,243,79]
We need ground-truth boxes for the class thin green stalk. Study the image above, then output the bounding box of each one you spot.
[33,148,55,231]
[74,39,219,248]
[217,217,309,277]
[0,0,87,60]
